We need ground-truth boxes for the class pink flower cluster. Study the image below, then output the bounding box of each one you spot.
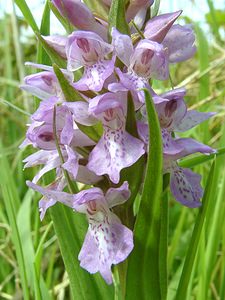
[21,0,215,283]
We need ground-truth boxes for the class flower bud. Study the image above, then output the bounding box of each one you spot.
[144,10,182,43]
[42,35,67,58]
[52,0,107,40]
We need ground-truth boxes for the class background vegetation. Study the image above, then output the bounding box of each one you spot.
[0,0,225,299]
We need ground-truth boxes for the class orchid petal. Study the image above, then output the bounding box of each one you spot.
[87,129,145,184]
[170,166,203,208]
[62,146,79,179]
[144,11,182,42]
[174,110,216,132]
[26,180,74,207]
[162,24,196,63]
[105,182,130,208]
[64,101,98,126]
[111,27,133,67]
[74,59,115,92]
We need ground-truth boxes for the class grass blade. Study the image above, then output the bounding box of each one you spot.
[0,142,29,300]
[14,0,39,32]
[37,0,52,66]
[179,147,225,168]
[108,0,130,37]
[175,160,216,300]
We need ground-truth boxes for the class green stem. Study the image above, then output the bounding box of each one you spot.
[131,20,145,39]
[159,175,169,300]
[53,105,78,194]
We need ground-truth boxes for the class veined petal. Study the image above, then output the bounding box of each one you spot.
[174,110,216,132]
[88,92,125,119]
[78,213,133,284]
[131,40,169,80]
[170,166,203,208]
[70,126,96,147]
[132,6,148,30]
[111,27,133,67]
[62,146,79,179]
[137,121,149,147]
[115,67,149,103]
[20,84,53,100]
[23,149,58,168]
[162,24,196,63]
[31,97,58,121]
[155,90,187,130]
[74,59,115,92]
[66,31,113,71]
[87,128,145,184]
[38,178,66,220]
[26,180,75,207]
[64,101,98,126]
[105,181,130,208]
[32,156,61,183]
[60,112,74,145]
[171,138,216,160]
[162,130,184,155]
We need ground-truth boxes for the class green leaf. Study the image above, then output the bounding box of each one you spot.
[17,190,51,300]
[152,0,161,17]
[0,142,29,300]
[14,0,39,32]
[76,122,103,143]
[121,92,145,205]
[126,89,163,299]
[159,175,169,300]
[50,204,113,300]
[37,1,52,66]
[52,64,83,101]
[108,0,130,38]
[53,64,103,142]
[36,32,67,68]
[175,160,216,300]
[179,147,225,168]
[206,0,221,41]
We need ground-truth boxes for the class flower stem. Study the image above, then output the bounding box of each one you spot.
[53,104,78,194]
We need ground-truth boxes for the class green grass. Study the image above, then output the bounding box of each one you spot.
[0,1,225,299]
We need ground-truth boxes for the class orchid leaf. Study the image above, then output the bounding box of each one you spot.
[126,89,163,299]
[52,64,83,101]
[121,92,145,204]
